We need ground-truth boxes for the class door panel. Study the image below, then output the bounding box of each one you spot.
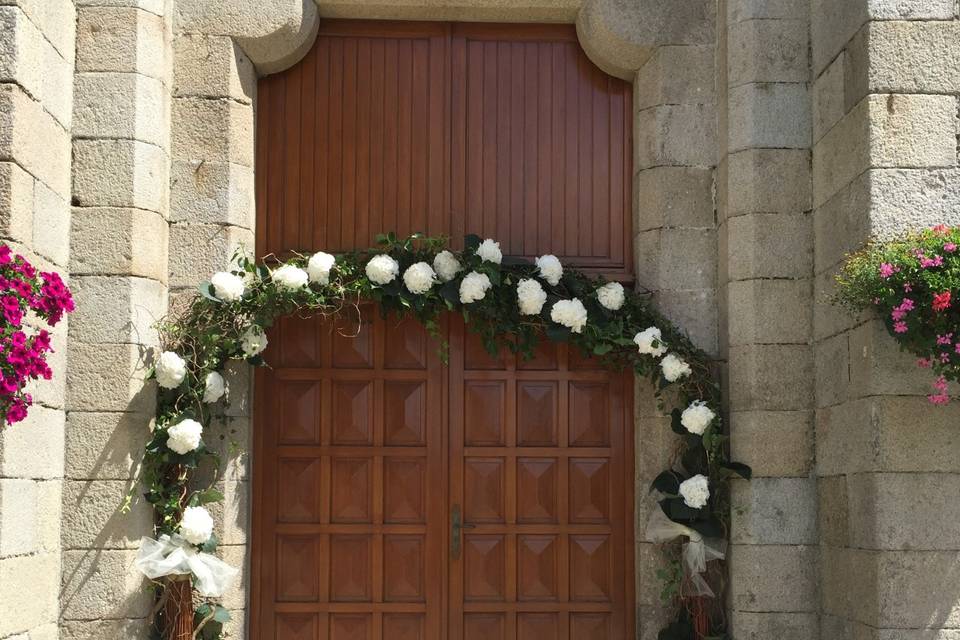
[254,311,445,639]
[447,319,634,640]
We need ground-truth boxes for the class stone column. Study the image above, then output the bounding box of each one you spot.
[720,0,820,637]
[61,0,172,636]
[811,1,960,637]
[0,1,74,638]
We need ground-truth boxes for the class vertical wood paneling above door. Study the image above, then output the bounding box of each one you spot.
[450,24,633,279]
[256,22,450,259]
[256,21,633,280]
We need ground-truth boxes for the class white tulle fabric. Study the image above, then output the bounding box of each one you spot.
[135,534,239,597]
[644,507,726,597]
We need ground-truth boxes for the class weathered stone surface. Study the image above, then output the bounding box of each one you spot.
[729,544,818,612]
[169,160,254,227]
[203,481,250,546]
[847,319,932,398]
[66,342,155,413]
[73,72,168,146]
[0,6,44,101]
[813,94,958,208]
[634,166,714,231]
[31,180,70,266]
[728,19,808,86]
[216,544,249,611]
[818,474,849,547]
[76,6,167,79]
[65,412,149,481]
[60,618,149,640]
[73,139,168,212]
[0,160,34,241]
[726,279,812,346]
[40,31,72,129]
[814,331,850,409]
[0,552,59,636]
[729,611,819,640]
[725,148,811,216]
[813,51,845,143]
[69,276,166,345]
[634,45,714,110]
[634,228,717,291]
[867,168,960,238]
[635,103,716,169]
[730,410,813,477]
[172,97,254,167]
[167,223,254,289]
[728,83,811,151]
[60,549,151,620]
[0,478,38,557]
[728,344,814,411]
[70,207,168,281]
[0,404,65,479]
[0,83,71,199]
[23,319,67,409]
[810,0,867,75]
[725,213,813,280]
[174,34,255,103]
[812,170,871,277]
[727,0,809,22]
[61,480,152,549]
[75,0,163,16]
[652,289,718,355]
[731,477,818,545]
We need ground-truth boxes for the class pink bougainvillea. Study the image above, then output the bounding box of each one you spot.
[0,245,74,425]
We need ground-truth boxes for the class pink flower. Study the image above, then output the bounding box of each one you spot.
[904,283,913,292]
[921,255,945,269]
[938,333,954,345]
[929,393,950,405]
[941,353,951,363]
[879,263,897,279]
[933,291,952,312]
[891,308,906,321]
[894,321,908,333]
[899,298,915,311]
[932,224,950,235]
[918,358,932,368]
[945,243,957,253]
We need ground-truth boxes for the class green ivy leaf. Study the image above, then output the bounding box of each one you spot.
[194,488,224,505]
[650,470,681,495]
[464,234,481,251]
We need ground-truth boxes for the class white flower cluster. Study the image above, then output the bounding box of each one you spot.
[517,279,546,315]
[550,298,588,333]
[433,250,462,282]
[241,325,268,358]
[679,474,710,509]
[366,254,400,285]
[211,272,245,302]
[167,418,203,455]
[307,251,336,285]
[535,254,563,286]
[203,371,226,403]
[403,262,437,295]
[476,239,502,264]
[459,272,492,304]
[272,264,309,290]
[179,506,214,545]
[634,327,667,357]
[155,351,187,389]
[596,282,625,311]
[660,353,692,382]
[680,400,715,435]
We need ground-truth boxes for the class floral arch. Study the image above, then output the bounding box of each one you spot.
[135,233,749,640]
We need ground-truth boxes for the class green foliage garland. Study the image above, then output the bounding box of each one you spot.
[140,233,749,638]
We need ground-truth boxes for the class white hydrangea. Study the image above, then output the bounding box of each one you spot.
[459,271,492,304]
[166,418,203,455]
[365,254,400,285]
[550,298,588,333]
[660,353,692,382]
[596,282,625,311]
[272,264,309,290]
[155,351,187,389]
[475,239,502,264]
[307,251,336,285]
[634,327,667,357]
[517,278,547,315]
[202,371,226,404]
[680,400,715,436]
[679,474,710,509]
[535,254,563,286]
[179,506,214,545]
[403,262,437,295]
[210,271,245,302]
[433,250,462,282]
[241,325,268,358]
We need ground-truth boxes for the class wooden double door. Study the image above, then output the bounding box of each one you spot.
[251,310,635,639]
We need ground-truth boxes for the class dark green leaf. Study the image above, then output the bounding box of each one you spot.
[592,343,613,356]
[200,532,219,553]
[195,488,224,505]
[545,323,571,343]
[464,234,481,251]
[670,408,685,434]
[722,461,753,480]
[681,445,708,476]
[663,497,702,522]
[650,470,681,495]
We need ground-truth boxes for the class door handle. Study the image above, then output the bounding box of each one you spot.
[450,504,476,560]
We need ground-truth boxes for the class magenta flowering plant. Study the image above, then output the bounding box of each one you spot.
[836,225,960,404]
[0,244,74,424]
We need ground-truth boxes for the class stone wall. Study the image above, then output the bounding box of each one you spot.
[811,1,960,637]
[0,1,74,638]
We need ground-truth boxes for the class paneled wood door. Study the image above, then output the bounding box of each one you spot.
[448,320,634,640]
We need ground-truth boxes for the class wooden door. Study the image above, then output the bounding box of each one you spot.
[253,310,446,639]
[448,321,634,640]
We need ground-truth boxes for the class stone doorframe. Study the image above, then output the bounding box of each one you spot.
[168,0,719,635]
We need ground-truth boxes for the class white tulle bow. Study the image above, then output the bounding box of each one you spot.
[645,507,726,597]
[135,534,239,597]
